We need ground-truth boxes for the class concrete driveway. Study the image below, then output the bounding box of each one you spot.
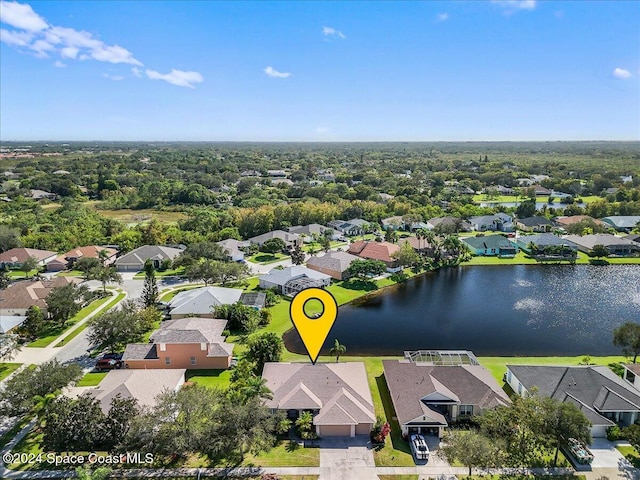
[319,436,379,480]
[589,438,632,468]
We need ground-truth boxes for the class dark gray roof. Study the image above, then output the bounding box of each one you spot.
[115,245,183,267]
[150,318,228,344]
[122,343,158,361]
[462,235,516,250]
[383,360,511,427]
[240,292,267,308]
[518,233,579,249]
[507,365,640,425]
[517,216,554,227]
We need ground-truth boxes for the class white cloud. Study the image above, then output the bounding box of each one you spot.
[323,26,345,39]
[264,66,291,78]
[0,26,32,46]
[60,46,78,59]
[437,13,449,22]
[613,68,632,79]
[492,0,536,12]
[145,68,204,88]
[1,1,202,88]
[103,73,124,81]
[0,0,48,31]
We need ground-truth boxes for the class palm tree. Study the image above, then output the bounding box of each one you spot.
[295,411,313,433]
[329,338,347,362]
[242,375,273,401]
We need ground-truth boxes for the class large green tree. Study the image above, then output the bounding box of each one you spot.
[245,331,283,374]
[347,259,387,280]
[440,430,504,476]
[0,359,82,417]
[613,322,640,363]
[45,283,89,327]
[141,259,158,307]
[540,397,592,466]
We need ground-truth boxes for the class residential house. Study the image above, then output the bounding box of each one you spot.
[600,216,640,233]
[306,251,360,280]
[485,185,514,195]
[216,238,249,262]
[554,215,607,229]
[122,317,234,370]
[88,369,185,414]
[327,219,370,237]
[0,277,80,317]
[623,364,640,391]
[426,217,472,233]
[461,235,517,257]
[506,365,640,437]
[288,224,338,241]
[262,362,375,437]
[468,213,514,232]
[258,265,331,296]
[267,169,288,178]
[29,189,57,201]
[624,234,640,244]
[562,234,640,256]
[167,286,244,319]
[383,351,510,438]
[381,216,405,231]
[517,233,579,258]
[0,247,57,270]
[115,245,185,271]
[1,315,27,334]
[248,230,302,249]
[399,236,433,254]
[348,240,400,271]
[531,185,552,196]
[515,216,555,233]
[62,246,118,266]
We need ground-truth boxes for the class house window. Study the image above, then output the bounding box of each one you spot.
[507,370,512,382]
[190,356,197,366]
[165,357,171,365]
[627,370,636,383]
[518,383,523,395]
[159,343,166,352]
[459,405,473,416]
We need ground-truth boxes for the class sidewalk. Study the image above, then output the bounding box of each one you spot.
[3,289,126,378]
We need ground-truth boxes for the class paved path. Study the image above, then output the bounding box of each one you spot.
[319,436,378,480]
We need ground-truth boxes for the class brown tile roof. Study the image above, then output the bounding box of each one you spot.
[383,360,511,427]
[347,241,400,263]
[0,277,79,310]
[554,215,606,227]
[0,248,57,263]
[63,246,118,260]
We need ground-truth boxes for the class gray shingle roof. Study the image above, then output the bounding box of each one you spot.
[168,286,243,315]
[517,216,554,227]
[122,343,159,361]
[462,235,516,250]
[150,318,228,344]
[383,360,511,427]
[507,365,640,426]
[259,266,331,287]
[563,234,639,250]
[518,233,579,249]
[115,245,184,268]
[306,251,359,273]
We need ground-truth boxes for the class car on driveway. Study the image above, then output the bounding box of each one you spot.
[410,434,430,462]
[95,354,123,371]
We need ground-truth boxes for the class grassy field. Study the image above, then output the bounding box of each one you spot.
[186,369,233,390]
[86,203,187,224]
[242,439,320,467]
[617,445,640,468]
[77,371,108,386]
[7,269,39,278]
[28,293,123,348]
[463,251,640,266]
[248,252,290,264]
[0,362,21,381]
[54,292,126,347]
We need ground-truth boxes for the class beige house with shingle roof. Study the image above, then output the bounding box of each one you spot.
[0,247,57,269]
[88,369,185,414]
[306,251,359,280]
[0,277,80,316]
[262,362,375,437]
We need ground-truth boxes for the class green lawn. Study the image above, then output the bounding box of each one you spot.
[7,269,39,278]
[617,445,640,468]
[242,439,320,467]
[186,369,233,390]
[478,355,628,384]
[77,371,108,386]
[0,362,21,381]
[248,252,290,264]
[463,251,640,266]
[55,270,84,277]
[28,293,123,348]
[54,292,126,347]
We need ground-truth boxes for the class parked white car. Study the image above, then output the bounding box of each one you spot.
[410,434,430,461]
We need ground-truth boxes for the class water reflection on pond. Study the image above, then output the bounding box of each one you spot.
[283,265,640,356]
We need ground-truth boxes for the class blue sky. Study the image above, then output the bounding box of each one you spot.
[1,0,638,141]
